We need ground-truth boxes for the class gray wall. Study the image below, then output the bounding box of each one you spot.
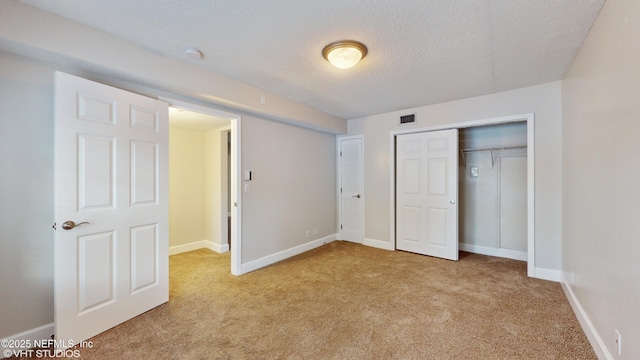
[562,0,640,358]
[0,52,54,338]
[348,82,563,272]
[241,115,337,263]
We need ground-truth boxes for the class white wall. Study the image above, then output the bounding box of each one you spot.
[561,0,640,358]
[0,52,54,339]
[169,127,207,247]
[348,82,563,272]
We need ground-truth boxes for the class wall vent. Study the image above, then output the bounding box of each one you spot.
[400,114,416,125]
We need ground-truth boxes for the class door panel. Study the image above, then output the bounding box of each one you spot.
[77,231,116,314]
[339,137,363,243]
[427,208,447,246]
[130,223,159,293]
[428,158,447,195]
[131,141,159,206]
[78,135,115,209]
[55,72,168,345]
[396,129,459,260]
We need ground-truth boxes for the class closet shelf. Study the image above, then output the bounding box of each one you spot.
[460,146,527,167]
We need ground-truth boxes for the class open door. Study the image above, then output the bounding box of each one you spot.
[396,129,459,260]
[54,72,169,345]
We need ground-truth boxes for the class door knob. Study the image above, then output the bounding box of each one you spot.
[62,221,90,230]
[450,200,456,204]
[352,194,361,198]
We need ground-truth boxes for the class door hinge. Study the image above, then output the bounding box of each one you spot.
[52,222,57,230]
[340,151,342,156]
[340,224,343,229]
[340,187,342,193]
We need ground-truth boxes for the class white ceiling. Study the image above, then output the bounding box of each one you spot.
[16,0,604,119]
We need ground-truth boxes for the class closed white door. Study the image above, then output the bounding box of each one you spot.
[339,136,363,243]
[396,129,459,260]
[54,72,169,345]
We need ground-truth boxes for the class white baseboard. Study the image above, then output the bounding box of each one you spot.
[210,242,229,253]
[241,234,337,274]
[169,240,229,255]
[1,323,54,359]
[459,243,528,261]
[561,274,612,360]
[363,238,394,251]
[533,267,561,282]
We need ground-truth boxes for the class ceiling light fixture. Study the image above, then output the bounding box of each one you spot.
[322,40,368,69]
[184,47,203,59]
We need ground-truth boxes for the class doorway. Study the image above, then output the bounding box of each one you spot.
[168,107,230,252]
[163,98,242,275]
[391,114,535,276]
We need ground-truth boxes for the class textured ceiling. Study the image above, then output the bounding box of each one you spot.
[16,0,604,119]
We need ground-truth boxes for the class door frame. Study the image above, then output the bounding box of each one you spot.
[160,98,243,276]
[220,129,231,252]
[389,113,535,277]
[337,135,364,243]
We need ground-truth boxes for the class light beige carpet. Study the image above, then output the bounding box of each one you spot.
[18,241,595,359]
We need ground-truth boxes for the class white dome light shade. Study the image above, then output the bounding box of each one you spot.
[322,41,368,69]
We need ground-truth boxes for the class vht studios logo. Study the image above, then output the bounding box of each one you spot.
[5,348,81,358]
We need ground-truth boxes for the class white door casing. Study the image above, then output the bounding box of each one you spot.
[54,72,169,345]
[338,136,364,243]
[396,129,459,260]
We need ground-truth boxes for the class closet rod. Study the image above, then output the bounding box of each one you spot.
[460,145,527,167]
[460,145,527,153]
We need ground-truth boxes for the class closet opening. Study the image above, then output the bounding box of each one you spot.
[458,122,527,261]
[391,113,535,276]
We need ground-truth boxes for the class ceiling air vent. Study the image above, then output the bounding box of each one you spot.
[400,114,416,125]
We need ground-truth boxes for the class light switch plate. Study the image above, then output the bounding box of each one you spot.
[470,167,478,177]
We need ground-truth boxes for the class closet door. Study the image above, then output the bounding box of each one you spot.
[396,129,459,260]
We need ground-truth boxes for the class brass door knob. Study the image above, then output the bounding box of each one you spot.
[62,221,90,230]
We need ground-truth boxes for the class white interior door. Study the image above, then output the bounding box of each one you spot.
[396,129,459,260]
[339,136,363,243]
[54,72,169,345]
